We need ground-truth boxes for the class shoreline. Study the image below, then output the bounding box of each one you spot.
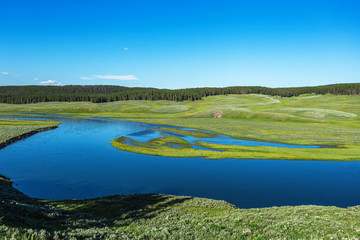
[0,125,58,150]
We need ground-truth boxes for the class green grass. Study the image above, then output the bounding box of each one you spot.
[1,173,360,240]
[149,135,192,147]
[150,105,191,113]
[158,126,217,138]
[111,136,215,158]
[112,135,360,161]
[0,119,60,146]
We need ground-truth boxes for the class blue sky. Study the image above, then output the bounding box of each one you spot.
[1,0,359,88]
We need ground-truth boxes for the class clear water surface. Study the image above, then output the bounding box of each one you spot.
[0,115,359,208]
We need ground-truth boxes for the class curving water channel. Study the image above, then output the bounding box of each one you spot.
[0,115,360,208]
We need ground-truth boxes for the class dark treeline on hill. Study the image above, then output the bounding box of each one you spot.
[0,83,359,104]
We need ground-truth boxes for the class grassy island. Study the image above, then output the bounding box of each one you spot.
[111,135,360,161]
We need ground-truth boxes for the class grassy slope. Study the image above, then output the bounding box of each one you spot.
[1,174,360,240]
[2,93,357,160]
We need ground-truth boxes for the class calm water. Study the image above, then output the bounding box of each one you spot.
[0,115,359,208]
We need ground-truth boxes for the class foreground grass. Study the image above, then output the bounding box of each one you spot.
[1,174,360,240]
[0,119,60,148]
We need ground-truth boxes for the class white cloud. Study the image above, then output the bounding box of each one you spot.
[80,77,94,80]
[40,80,56,84]
[94,75,138,80]
[39,80,62,85]
[34,77,39,81]
[1,72,20,76]
[124,47,129,50]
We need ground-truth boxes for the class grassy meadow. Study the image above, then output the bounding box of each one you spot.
[1,93,359,160]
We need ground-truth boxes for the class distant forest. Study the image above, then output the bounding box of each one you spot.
[0,83,359,104]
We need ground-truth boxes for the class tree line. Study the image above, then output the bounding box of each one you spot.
[0,83,359,104]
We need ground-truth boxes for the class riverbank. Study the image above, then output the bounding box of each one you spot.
[0,126,59,150]
[1,173,360,239]
[0,119,60,150]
